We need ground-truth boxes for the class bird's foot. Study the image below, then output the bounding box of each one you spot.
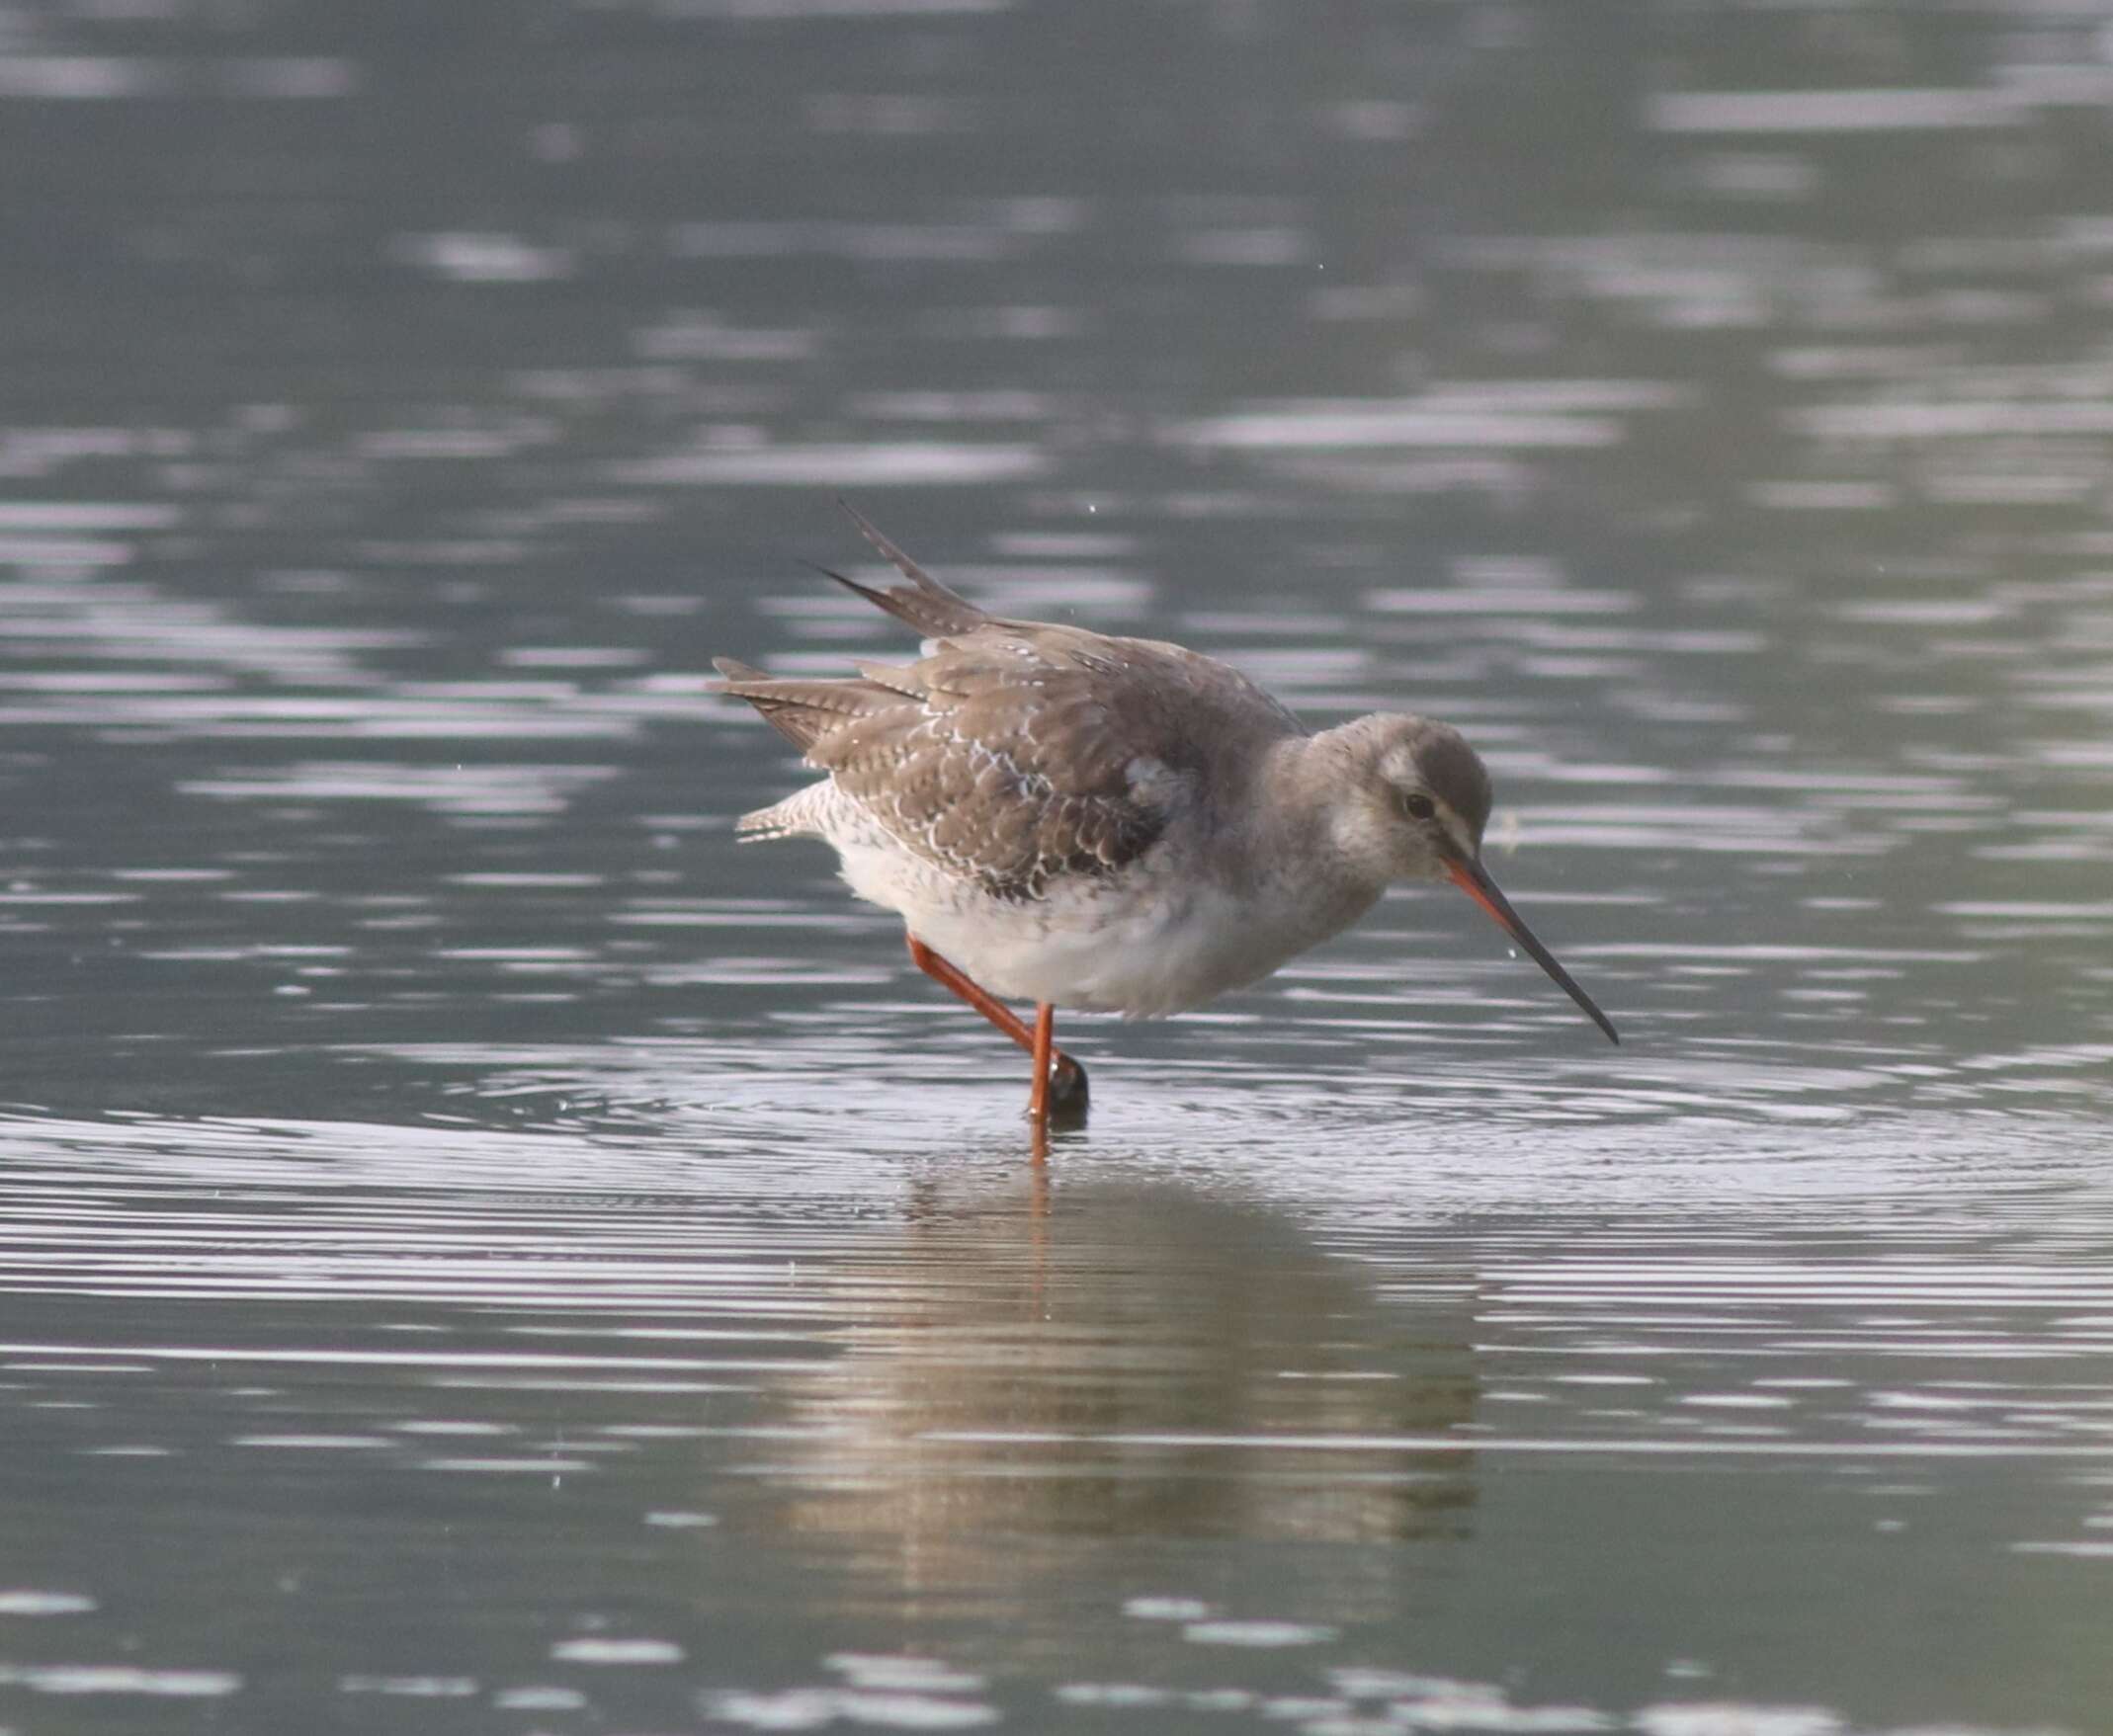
[1046,1052,1089,1129]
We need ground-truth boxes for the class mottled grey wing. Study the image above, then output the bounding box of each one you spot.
[811,627,1274,901]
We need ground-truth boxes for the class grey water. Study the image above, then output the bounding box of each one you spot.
[3,2,2112,1732]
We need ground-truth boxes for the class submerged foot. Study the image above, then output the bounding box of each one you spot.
[1047,1053,1089,1129]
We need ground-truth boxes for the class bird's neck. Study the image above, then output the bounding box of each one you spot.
[1237,726,1393,919]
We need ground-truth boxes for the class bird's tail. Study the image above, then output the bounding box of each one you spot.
[732,783,832,843]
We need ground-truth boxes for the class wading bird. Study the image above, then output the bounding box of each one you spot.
[715,508,1617,1152]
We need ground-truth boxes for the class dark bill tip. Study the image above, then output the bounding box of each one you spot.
[1445,859,1621,1046]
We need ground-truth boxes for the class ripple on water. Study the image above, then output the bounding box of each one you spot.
[0,1664,242,1696]
[0,1106,2106,1474]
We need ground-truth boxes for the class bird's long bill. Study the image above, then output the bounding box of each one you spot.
[1446,858,1620,1046]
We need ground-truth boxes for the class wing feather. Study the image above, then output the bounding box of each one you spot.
[818,500,991,639]
[715,519,1305,900]
[807,625,1294,900]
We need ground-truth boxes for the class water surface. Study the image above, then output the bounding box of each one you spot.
[2,2,2111,1732]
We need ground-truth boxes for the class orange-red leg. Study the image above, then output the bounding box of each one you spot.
[905,936,1087,1130]
[907,936,1038,1051]
[1027,1002,1056,1145]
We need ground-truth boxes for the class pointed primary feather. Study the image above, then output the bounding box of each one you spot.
[825,498,990,638]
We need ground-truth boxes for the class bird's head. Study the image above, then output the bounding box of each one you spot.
[1358,714,1494,883]
[1327,713,1619,1045]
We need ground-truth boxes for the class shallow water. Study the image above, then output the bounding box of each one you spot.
[3,1,2112,1732]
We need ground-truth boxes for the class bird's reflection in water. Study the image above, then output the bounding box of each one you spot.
[738,1167,1479,1618]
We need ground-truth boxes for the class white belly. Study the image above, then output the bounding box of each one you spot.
[832,824,1378,1019]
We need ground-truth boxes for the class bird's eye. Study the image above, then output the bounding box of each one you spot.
[1400,791,1436,822]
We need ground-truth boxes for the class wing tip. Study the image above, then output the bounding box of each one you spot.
[804,558,892,612]
[711,655,766,692]
[834,500,951,597]
[813,505,990,637]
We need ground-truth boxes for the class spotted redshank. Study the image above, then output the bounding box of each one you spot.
[715,506,1618,1147]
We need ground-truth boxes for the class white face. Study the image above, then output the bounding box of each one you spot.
[1324,757,1470,886]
